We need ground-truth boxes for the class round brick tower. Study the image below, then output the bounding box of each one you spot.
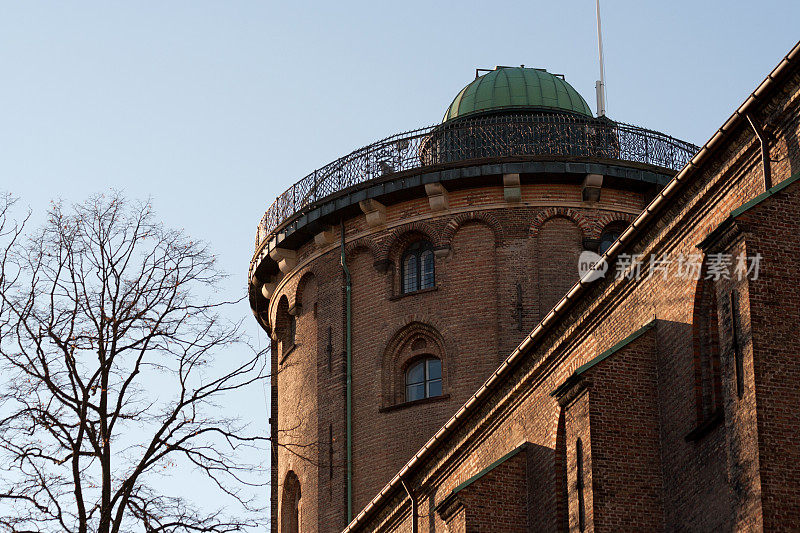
[248,66,697,532]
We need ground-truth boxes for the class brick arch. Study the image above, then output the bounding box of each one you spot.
[271,294,291,343]
[379,221,440,264]
[344,236,380,263]
[281,470,301,533]
[591,212,636,240]
[534,212,585,316]
[442,211,504,247]
[528,207,592,239]
[293,271,316,314]
[381,319,453,407]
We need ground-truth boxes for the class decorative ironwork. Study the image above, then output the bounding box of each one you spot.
[255,113,698,249]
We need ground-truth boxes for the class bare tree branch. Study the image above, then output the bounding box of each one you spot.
[0,192,268,533]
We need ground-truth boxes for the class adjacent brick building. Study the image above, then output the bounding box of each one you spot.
[248,41,800,531]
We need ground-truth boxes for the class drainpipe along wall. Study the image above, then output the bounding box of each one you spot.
[400,478,418,533]
[340,220,353,523]
[746,113,773,190]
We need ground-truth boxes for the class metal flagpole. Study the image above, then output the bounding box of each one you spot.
[595,0,607,117]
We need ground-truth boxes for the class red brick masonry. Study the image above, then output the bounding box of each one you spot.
[337,41,800,532]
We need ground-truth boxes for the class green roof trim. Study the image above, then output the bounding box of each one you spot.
[434,443,528,512]
[552,319,657,398]
[730,170,800,218]
[443,67,593,122]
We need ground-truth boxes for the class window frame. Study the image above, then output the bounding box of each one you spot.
[400,240,435,294]
[404,356,442,402]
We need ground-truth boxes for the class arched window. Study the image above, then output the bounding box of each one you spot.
[598,223,627,255]
[401,241,435,293]
[281,471,301,533]
[405,357,442,402]
[382,324,448,408]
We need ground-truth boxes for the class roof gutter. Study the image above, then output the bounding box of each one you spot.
[342,39,800,533]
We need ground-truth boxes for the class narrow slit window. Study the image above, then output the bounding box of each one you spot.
[730,291,744,399]
[576,438,586,532]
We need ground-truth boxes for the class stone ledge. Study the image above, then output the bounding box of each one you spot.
[378,394,450,413]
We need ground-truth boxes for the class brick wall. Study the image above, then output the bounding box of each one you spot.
[442,450,528,532]
[266,180,646,531]
[580,328,665,531]
[343,54,800,532]
[735,181,800,530]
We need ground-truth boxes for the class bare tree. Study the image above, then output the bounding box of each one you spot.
[0,192,267,532]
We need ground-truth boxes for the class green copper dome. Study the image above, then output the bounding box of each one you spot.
[443,67,593,122]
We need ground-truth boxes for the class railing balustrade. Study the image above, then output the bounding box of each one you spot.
[255,114,698,249]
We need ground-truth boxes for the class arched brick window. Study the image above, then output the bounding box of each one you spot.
[401,241,435,293]
[281,470,301,533]
[381,323,449,408]
[405,356,442,402]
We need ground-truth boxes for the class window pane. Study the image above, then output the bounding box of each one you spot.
[403,253,418,293]
[427,379,442,398]
[406,361,424,385]
[599,231,621,255]
[427,358,441,380]
[406,383,425,402]
[420,250,435,289]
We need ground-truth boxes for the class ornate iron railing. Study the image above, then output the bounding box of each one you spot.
[255,113,698,249]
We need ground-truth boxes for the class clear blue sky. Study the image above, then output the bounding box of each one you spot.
[1,0,797,523]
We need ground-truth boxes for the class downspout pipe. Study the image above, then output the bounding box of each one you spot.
[340,220,353,523]
[745,113,773,190]
[400,477,418,533]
